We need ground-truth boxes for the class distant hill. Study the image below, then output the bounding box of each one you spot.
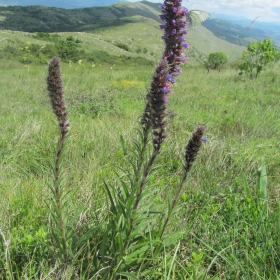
[1,0,277,61]
[210,12,280,33]
[0,0,126,8]
[203,19,265,45]
[208,13,280,50]
[0,0,279,50]
[0,2,161,32]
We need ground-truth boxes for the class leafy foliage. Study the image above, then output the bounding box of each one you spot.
[1,36,154,66]
[239,37,280,78]
[115,42,130,52]
[31,32,61,42]
[205,51,228,70]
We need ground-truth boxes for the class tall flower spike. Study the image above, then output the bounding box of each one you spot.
[47,56,69,133]
[157,125,205,242]
[184,126,205,174]
[46,57,71,264]
[141,59,170,151]
[141,0,189,149]
[160,0,188,77]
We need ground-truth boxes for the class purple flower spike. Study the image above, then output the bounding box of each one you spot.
[180,9,188,16]
[179,30,188,35]
[166,74,173,81]
[152,0,189,115]
[177,57,187,62]
[202,137,208,143]
[178,21,186,28]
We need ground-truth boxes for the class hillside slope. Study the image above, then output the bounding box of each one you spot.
[187,26,245,60]
[204,19,280,50]
[0,1,278,51]
[0,1,246,62]
[0,2,161,32]
[0,0,124,8]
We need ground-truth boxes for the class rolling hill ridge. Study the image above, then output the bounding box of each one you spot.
[0,1,161,32]
[2,1,278,64]
[0,0,278,51]
[0,0,124,8]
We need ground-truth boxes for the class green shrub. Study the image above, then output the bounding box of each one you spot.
[115,42,130,52]
[239,37,280,78]
[205,51,228,70]
[31,32,61,42]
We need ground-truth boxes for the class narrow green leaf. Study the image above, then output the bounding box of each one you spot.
[103,180,117,214]
[73,228,98,249]
[117,272,139,280]
[258,158,267,200]
[120,134,127,155]
[241,174,252,199]
[126,244,149,264]
[167,241,180,280]
[100,226,109,261]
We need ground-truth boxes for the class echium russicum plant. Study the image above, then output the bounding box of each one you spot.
[132,0,205,246]
[139,0,205,241]
[160,0,188,73]
[43,0,205,277]
[140,0,190,177]
[46,57,72,264]
[141,0,188,149]
[134,2,189,230]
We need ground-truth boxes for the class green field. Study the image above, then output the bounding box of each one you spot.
[0,53,280,278]
[0,4,280,277]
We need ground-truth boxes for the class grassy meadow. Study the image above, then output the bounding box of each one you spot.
[0,55,280,279]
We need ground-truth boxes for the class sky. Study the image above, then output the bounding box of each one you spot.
[128,0,280,22]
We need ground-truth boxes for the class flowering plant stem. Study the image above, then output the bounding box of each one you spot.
[46,57,71,265]
[159,126,205,239]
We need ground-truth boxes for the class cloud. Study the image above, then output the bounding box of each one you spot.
[127,0,280,22]
[183,0,280,22]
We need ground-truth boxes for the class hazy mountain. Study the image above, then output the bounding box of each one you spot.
[211,12,280,33]
[0,0,127,8]
[0,1,161,32]
[208,13,280,50]
[0,0,278,50]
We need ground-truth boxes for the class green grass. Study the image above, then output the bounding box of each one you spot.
[0,58,280,278]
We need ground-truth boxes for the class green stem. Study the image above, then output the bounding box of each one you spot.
[54,128,68,264]
[123,148,159,253]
